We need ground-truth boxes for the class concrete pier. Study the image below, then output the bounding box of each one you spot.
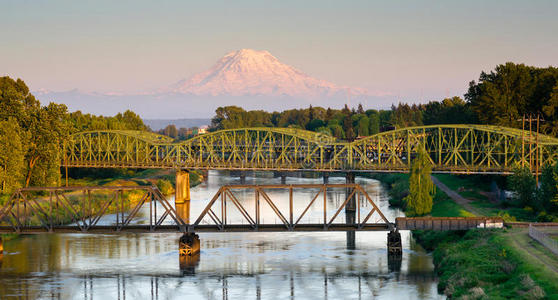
[175,170,191,224]
[179,233,201,256]
[280,173,287,184]
[323,172,329,184]
[387,230,402,256]
[240,171,246,184]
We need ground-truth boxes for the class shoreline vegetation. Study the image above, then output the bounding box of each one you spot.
[371,173,558,299]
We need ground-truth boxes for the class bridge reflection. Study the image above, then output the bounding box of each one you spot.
[0,271,439,300]
[0,231,439,299]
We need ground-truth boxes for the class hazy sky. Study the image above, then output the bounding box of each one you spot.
[1,0,557,101]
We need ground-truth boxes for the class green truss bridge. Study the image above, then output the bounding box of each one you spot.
[63,125,558,174]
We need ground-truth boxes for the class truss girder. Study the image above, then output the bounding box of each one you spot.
[63,126,558,174]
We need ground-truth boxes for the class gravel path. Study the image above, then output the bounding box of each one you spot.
[430,175,483,216]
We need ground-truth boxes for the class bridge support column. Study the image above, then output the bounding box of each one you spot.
[323,172,329,184]
[179,233,201,274]
[280,173,287,184]
[179,233,200,256]
[175,170,191,224]
[345,172,356,249]
[387,230,402,256]
[240,171,246,184]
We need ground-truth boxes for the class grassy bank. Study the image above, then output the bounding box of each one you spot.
[373,172,558,299]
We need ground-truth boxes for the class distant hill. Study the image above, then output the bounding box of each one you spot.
[143,118,211,131]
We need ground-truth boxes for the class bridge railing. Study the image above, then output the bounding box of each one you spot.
[0,186,185,233]
[529,224,558,256]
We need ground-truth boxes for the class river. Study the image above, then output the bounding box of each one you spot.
[0,171,444,299]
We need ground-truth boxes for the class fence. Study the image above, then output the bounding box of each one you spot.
[528,224,558,256]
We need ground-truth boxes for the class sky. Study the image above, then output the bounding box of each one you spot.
[1,0,557,110]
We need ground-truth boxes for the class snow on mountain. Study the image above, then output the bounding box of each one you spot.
[166,49,368,99]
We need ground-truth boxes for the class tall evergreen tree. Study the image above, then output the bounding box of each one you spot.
[404,149,435,216]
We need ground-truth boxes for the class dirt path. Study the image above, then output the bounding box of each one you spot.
[505,229,558,275]
[430,175,484,216]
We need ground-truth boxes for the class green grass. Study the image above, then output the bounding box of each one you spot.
[431,189,475,217]
[500,231,558,299]
[430,229,552,299]
[434,173,491,201]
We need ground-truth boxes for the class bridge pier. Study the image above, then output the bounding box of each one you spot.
[240,171,246,184]
[280,173,287,184]
[387,230,402,256]
[179,233,200,256]
[345,172,356,249]
[323,172,329,184]
[175,170,191,224]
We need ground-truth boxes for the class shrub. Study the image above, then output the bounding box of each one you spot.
[156,179,174,195]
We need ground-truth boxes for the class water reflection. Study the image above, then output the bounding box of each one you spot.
[0,171,443,299]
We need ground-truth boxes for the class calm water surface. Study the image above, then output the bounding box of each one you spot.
[0,171,444,299]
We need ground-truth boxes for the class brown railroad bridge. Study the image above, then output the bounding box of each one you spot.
[0,183,504,261]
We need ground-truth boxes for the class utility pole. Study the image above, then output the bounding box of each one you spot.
[521,115,525,168]
[535,113,541,186]
[529,114,533,171]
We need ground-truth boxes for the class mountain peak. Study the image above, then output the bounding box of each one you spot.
[167,49,367,98]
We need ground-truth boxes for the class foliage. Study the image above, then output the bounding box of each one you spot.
[508,166,538,208]
[68,110,146,132]
[466,62,558,132]
[0,76,149,192]
[0,119,25,193]
[431,230,551,299]
[156,179,174,195]
[404,149,435,216]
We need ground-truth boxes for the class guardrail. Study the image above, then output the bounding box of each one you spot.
[529,224,558,256]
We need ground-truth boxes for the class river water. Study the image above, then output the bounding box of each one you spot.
[0,171,444,299]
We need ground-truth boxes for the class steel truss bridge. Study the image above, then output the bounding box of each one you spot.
[63,125,558,174]
[0,184,502,235]
[0,184,394,234]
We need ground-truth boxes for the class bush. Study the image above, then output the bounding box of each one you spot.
[156,179,174,195]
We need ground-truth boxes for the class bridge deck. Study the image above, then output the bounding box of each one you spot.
[0,223,392,234]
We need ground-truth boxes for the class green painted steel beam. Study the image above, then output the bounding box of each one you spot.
[62,125,558,174]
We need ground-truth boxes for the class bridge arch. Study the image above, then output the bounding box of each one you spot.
[63,125,558,174]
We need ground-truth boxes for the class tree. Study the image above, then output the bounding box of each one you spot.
[0,119,25,193]
[368,112,380,135]
[404,149,435,216]
[508,166,537,208]
[356,115,369,137]
[357,103,365,114]
[466,63,558,129]
[537,163,558,211]
[343,115,355,141]
[24,102,69,187]
[162,125,178,138]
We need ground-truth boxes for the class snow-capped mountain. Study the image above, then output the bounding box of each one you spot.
[166,49,367,98]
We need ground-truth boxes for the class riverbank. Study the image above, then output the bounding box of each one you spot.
[372,172,558,299]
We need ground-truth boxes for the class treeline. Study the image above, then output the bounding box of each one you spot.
[211,97,474,140]
[155,125,202,140]
[211,62,558,139]
[0,76,147,193]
